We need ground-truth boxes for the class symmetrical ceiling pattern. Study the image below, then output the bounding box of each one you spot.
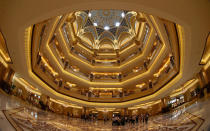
[30,10,180,103]
[75,10,136,50]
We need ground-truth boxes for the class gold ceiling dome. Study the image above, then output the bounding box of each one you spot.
[74,10,137,50]
[30,9,180,103]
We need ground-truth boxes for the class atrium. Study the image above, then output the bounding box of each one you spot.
[0,0,209,130]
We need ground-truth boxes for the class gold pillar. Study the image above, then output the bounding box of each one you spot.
[184,90,191,102]
[161,96,170,108]
[66,14,77,44]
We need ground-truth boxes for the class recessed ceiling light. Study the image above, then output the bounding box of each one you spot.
[121,12,125,18]
[88,13,91,17]
[93,22,98,26]
[104,26,110,30]
[115,22,120,27]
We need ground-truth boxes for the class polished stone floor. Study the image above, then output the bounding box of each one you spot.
[0,92,210,131]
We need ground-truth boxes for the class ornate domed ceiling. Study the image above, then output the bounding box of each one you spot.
[75,10,136,51]
[29,10,180,103]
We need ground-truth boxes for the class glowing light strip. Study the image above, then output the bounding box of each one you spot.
[149,16,169,49]
[122,44,166,83]
[77,43,94,55]
[155,24,184,99]
[119,43,136,54]
[46,28,166,85]
[66,82,76,87]
[44,23,167,87]
[201,55,210,64]
[95,108,115,111]
[46,43,120,85]
[91,72,120,75]
[41,57,58,75]
[153,57,170,77]
[128,100,161,109]
[14,76,41,95]
[44,15,168,90]
[137,22,145,41]
[97,53,116,56]
[95,59,117,62]
[204,59,210,70]
[58,27,156,69]
[89,87,122,90]
[0,55,8,67]
[136,83,146,88]
[50,98,82,108]
[0,32,11,63]
[170,79,198,98]
[0,50,11,62]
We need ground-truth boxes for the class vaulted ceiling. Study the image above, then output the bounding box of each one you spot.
[0,0,209,108]
[29,10,179,103]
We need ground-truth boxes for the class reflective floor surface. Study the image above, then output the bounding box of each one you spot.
[0,92,210,131]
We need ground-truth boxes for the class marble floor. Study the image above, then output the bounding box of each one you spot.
[0,92,210,131]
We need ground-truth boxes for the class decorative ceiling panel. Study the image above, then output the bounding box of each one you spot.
[76,10,136,50]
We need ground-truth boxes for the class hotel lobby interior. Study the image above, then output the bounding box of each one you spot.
[0,0,209,130]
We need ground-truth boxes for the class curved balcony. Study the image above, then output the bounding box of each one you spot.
[30,10,180,103]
